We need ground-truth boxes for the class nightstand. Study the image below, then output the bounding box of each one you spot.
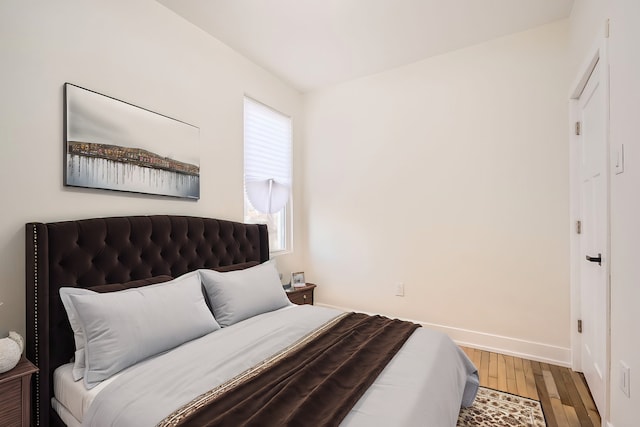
[286,283,316,305]
[0,357,38,426]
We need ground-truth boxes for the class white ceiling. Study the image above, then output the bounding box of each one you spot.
[157,0,574,92]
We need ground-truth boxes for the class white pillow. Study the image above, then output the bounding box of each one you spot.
[199,261,291,327]
[59,287,95,381]
[67,271,219,389]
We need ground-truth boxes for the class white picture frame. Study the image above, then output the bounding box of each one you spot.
[291,272,306,288]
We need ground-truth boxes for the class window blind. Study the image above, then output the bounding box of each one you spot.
[244,97,292,214]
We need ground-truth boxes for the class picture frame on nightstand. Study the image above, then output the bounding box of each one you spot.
[291,271,306,288]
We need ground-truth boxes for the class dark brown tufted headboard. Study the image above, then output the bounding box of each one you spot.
[25,215,269,427]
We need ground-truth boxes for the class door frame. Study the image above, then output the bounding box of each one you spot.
[569,33,611,424]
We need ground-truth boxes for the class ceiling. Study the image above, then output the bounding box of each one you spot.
[157,0,575,92]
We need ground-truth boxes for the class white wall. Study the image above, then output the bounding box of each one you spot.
[0,0,304,338]
[568,0,609,74]
[303,21,571,364]
[607,1,640,426]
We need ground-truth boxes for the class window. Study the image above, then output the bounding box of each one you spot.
[243,97,292,253]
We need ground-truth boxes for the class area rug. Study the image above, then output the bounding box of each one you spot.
[457,387,546,427]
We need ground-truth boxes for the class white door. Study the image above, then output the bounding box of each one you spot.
[578,60,608,416]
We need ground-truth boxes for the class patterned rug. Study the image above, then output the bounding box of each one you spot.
[457,387,546,427]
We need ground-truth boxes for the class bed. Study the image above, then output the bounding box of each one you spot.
[25,215,478,427]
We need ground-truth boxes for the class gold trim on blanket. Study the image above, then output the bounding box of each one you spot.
[157,312,351,427]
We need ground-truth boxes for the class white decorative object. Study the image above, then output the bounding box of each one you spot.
[0,331,24,373]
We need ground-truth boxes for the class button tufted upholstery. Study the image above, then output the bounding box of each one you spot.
[25,215,269,427]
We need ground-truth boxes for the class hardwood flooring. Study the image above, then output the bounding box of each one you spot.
[460,347,601,427]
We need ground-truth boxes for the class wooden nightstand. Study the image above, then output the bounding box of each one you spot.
[286,283,316,305]
[0,357,38,427]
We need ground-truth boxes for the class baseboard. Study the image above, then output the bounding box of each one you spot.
[316,303,572,367]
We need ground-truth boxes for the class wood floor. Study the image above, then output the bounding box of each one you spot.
[461,347,601,427]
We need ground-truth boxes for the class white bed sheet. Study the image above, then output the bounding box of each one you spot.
[53,363,118,422]
[52,397,81,427]
[53,305,478,427]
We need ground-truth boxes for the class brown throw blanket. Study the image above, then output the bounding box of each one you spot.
[159,312,420,427]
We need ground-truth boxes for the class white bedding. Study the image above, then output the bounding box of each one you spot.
[53,363,113,423]
[53,305,478,427]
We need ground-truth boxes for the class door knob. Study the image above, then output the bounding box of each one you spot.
[586,253,602,266]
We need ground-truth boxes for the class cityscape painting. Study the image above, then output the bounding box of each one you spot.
[64,83,200,199]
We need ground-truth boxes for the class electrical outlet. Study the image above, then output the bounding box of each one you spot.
[619,361,631,398]
[395,282,404,297]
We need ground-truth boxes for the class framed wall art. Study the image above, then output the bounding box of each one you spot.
[64,83,200,199]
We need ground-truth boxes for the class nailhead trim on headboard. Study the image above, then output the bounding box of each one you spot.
[33,224,40,426]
